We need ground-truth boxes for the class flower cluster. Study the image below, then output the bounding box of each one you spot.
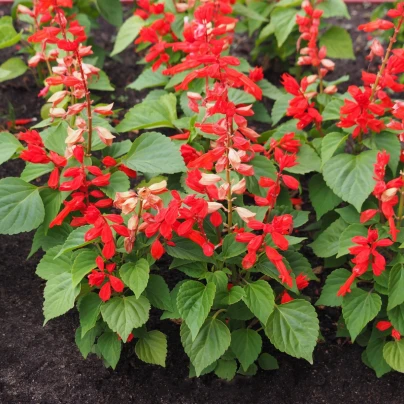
[360,151,404,240]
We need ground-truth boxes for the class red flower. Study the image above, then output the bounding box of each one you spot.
[358,19,395,33]
[88,256,124,302]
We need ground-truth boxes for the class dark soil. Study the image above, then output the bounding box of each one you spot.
[1,3,404,404]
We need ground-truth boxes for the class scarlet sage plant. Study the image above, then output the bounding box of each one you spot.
[1,0,404,380]
[0,0,319,379]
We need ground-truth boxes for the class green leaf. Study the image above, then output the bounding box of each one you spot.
[0,57,25,82]
[88,70,114,91]
[78,293,102,337]
[100,296,150,342]
[220,286,245,306]
[0,132,21,164]
[363,132,400,175]
[166,237,214,263]
[36,246,74,280]
[286,144,321,174]
[117,94,177,132]
[259,79,284,101]
[323,151,377,212]
[39,188,63,231]
[71,249,97,286]
[271,93,293,125]
[231,329,262,371]
[309,218,349,258]
[97,332,122,369]
[181,318,231,376]
[388,304,404,334]
[271,8,298,47]
[43,121,68,155]
[383,339,404,373]
[0,17,21,49]
[170,258,207,278]
[242,280,275,324]
[177,281,216,340]
[127,67,169,90]
[228,87,255,104]
[366,331,391,377]
[0,178,44,234]
[283,250,317,281]
[75,325,99,359]
[322,99,345,122]
[265,300,319,363]
[123,131,185,175]
[309,174,342,219]
[337,223,368,258]
[214,359,237,381]
[119,259,150,299]
[135,330,167,367]
[388,264,404,310]
[232,3,268,22]
[316,268,356,307]
[221,233,247,259]
[43,272,81,324]
[54,225,93,258]
[321,132,347,165]
[258,353,279,370]
[317,0,350,18]
[111,15,144,56]
[96,0,123,26]
[145,274,173,311]
[342,289,382,341]
[319,27,354,59]
[101,171,130,199]
[245,155,277,196]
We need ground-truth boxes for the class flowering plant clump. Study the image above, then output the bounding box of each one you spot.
[0,0,403,379]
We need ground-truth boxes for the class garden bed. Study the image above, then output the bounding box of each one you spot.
[0,3,404,404]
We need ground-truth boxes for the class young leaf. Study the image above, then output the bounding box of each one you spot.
[39,188,63,232]
[321,132,347,165]
[337,224,368,258]
[78,293,102,337]
[214,359,237,381]
[285,144,321,175]
[366,331,392,377]
[0,57,27,82]
[309,218,349,258]
[135,330,167,367]
[258,353,279,370]
[123,131,186,175]
[54,225,93,258]
[388,264,404,311]
[181,318,231,377]
[383,339,404,373]
[96,0,123,26]
[111,15,144,56]
[100,296,150,342]
[127,67,169,90]
[0,132,21,164]
[387,304,404,334]
[0,178,45,235]
[75,325,100,359]
[144,274,173,311]
[36,246,74,281]
[119,259,150,299]
[43,272,81,324]
[319,27,354,59]
[242,280,275,324]
[342,289,382,341]
[265,300,319,363]
[271,8,298,47]
[323,151,377,212]
[221,233,247,259]
[177,281,216,340]
[230,329,262,371]
[221,286,245,306]
[101,171,130,199]
[316,268,356,307]
[309,174,342,219]
[97,332,122,369]
[117,94,177,132]
[71,249,98,286]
